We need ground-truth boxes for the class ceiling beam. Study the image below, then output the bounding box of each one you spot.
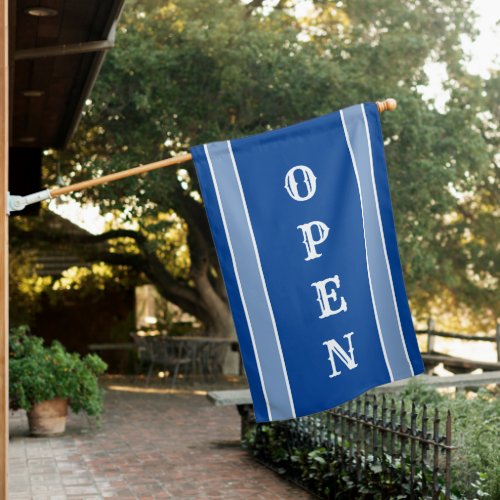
[14,39,114,60]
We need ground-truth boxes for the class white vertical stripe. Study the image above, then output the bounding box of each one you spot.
[360,104,414,375]
[340,111,394,382]
[203,144,273,420]
[227,141,297,419]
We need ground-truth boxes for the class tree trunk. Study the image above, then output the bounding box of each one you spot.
[197,289,239,375]
[193,272,234,337]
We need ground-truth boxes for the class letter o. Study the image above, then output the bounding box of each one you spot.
[284,165,317,202]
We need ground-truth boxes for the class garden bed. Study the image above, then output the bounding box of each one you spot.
[244,382,499,499]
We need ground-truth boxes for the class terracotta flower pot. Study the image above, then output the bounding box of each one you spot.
[27,397,68,436]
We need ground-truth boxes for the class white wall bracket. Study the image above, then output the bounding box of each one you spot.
[7,189,52,215]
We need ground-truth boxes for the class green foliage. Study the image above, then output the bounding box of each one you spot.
[8,249,52,326]
[245,385,499,498]
[401,381,499,497]
[9,326,108,417]
[246,422,445,498]
[444,390,500,499]
[400,377,446,406]
[9,210,139,328]
[45,0,499,327]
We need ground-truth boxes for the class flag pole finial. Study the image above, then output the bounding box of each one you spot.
[376,98,397,113]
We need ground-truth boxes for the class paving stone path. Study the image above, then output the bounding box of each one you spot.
[9,382,310,499]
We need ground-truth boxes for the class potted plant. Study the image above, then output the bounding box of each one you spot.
[9,326,107,436]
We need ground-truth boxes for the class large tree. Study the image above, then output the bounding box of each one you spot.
[39,0,498,334]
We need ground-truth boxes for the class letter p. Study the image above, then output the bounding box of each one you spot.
[297,221,330,261]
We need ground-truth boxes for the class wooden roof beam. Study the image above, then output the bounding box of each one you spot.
[14,39,114,60]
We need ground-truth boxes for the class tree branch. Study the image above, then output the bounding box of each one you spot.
[91,229,147,245]
[94,249,211,322]
[89,251,147,269]
[10,225,146,249]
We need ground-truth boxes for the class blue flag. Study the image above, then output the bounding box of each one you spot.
[191,103,424,422]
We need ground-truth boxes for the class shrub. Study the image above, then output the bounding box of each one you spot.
[245,382,499,498]
[401,380,499,498]
[9,326,108,418]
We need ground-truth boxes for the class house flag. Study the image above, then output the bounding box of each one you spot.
[191,103,424,423]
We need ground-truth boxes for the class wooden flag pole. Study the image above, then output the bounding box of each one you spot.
[8,99,397,213]
[51,154,194,197]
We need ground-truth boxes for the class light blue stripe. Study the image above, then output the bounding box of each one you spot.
[205,141,295,420]
[342,105,413,380]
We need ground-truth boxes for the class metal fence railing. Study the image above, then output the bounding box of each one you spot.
[250,394,453,499]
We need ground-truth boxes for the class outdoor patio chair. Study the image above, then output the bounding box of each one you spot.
[201,342,226,379]
[130,333,192,386]
[160,337,193,386]
[130,332,153,374]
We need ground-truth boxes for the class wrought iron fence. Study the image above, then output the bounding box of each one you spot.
[248,394,453,499]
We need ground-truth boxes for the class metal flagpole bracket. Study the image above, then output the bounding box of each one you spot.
[7,189,52,215]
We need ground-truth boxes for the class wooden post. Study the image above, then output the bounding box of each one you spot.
[0,0,8,497]
[496,322,500,363]
[426,317,435,353]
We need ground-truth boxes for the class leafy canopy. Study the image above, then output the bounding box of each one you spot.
[47,0,499,328]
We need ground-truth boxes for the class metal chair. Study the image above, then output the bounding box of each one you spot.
[160,338,192,386]
[130,333,191,386]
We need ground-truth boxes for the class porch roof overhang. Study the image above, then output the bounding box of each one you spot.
[10,0,125,150]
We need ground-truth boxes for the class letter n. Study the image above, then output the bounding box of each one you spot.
[323,332,358,378]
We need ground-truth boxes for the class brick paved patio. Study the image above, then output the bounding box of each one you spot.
[9,379,310,499]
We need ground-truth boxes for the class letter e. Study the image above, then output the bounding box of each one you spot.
[311,275,347,319]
